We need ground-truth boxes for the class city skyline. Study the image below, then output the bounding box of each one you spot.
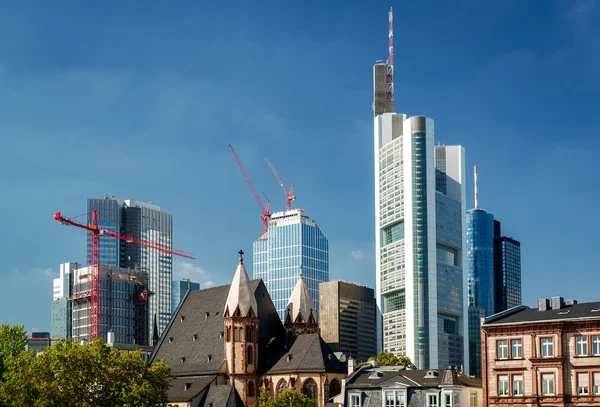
[1,0,599,334]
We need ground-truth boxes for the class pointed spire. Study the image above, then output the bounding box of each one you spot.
[224,250,258,318]
[152,313,159,346]
[286,276,316,324]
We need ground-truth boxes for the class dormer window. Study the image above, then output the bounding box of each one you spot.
[205,312,210,319]
[193,334,198,342]
[168,337,173,344]
[286,354,292,362]
[185,383,192,391]
[368,371,383,379]
[180,315,185,322]
[180,357,186,364]
[382,389,406,407]
[207,355,212,362]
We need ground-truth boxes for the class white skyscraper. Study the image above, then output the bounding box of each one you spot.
[373,64,468,372]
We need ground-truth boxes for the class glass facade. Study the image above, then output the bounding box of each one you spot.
[51,262,78,339]
[253,209,329,322]
[466,209,495,315]
[494,235,522,313]
[87,197,173,344]
[171,280,200,315]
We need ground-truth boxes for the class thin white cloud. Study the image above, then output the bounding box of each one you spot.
[42,268,54,278]
[173,261,214,289]
[351,250,366,261]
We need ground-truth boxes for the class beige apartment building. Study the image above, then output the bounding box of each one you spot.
[481,296,600,407]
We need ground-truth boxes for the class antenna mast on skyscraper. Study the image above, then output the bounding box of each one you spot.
[474,165,479,209]
[386,7,394,101]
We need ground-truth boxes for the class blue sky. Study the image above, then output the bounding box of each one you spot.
[0,0,598,334]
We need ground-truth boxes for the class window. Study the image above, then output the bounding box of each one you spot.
[592,336,600,356]
[246,326,254,342]
[453,393,459,407]
[497,340,508,359]
[226,327,231,342]
[427,394,438,407]
[498,375,509,396]
[576,336,588,356]
[542,373,554,395]
[577,372,589,394]
[234,327,240,342]
[302,379,318,400]
[276,379,287,396]
[443,393,452,407]
[469,392,477,407]
[350,394,361,407]
[541,337,553,357]
[248,381,255,398]
[594,372,600,395]
[330,380,341,398]
[512,375,523,396]
[511,339,522,359]
[247,345,254,364]
[384,390,406,407]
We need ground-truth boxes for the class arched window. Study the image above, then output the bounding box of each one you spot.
[329,379,341,398]
[248,381,255,397]
[226,327,231,342]
[234,327,240,342]
[247,345,254,364]
[276,379,288,396]
[246,326,254,342]
[302,378,318,400]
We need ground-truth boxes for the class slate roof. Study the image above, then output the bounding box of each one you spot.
[150,279,285,376]
[263,333,346,374]
[347,367,481,389]
[484,302,600,326]
[204,385,245,407]
[168,376,215,402]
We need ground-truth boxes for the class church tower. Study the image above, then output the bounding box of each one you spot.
[284,276,320,336]
[224,250,259,406]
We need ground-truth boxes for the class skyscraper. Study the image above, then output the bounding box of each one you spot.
[493,220,522,313]
[171,279,200,315]
[252,209,329,322]
[319,280,377,362]
[51,262,79,339]
[373,96,468,371]
[87,196,173,344]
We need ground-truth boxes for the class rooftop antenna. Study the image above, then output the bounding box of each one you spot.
[386,7,394,101]
[474,165,479,209]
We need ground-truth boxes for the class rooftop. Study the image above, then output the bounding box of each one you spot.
[346,367,481,389]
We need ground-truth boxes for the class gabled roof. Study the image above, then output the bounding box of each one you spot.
[203,385,245,407]
[484,302,600,326]
[263,333,346,374]
[286,277,317,324]
[224,259,258,318]
[347,368,481,389]
[168,376,215,402]
[151,279,284,376]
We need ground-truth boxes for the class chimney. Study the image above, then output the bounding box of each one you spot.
[347,358,355,375]
[565,299,578,306]
[538,299,550,311]
[551,296,565,310]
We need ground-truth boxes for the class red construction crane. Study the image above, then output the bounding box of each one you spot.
[265,158,296,211]
[54,210,195,341]
[228,144,272,234]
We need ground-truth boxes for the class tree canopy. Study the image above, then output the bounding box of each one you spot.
[356,351,416,369]
[253,388,317,407]
[0,334,171,407]
[0,324,27,377]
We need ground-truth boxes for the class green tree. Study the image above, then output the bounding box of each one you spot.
[357,351,416,369]
[252,388,317,407]
[0,337,171,407]
[252,388,274,407]
[0,324,28,375]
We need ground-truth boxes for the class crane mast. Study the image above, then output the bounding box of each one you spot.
[265,158,296,211]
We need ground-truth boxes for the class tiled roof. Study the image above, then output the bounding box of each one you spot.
[347,367,481,389]
[204,385,245,407]
[263,333,347,374]
[168,376,215,402]
[484,302,600,326]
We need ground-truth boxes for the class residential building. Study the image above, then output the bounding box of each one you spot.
[27,332,52,353]
[493,220,522,313]
[71,264,150,346]
[342,365,482,407]
[51,262,79,339]
[87,196,174,343]
[319,280,377,362]
[172,279,200,315]
[253,209,329,322]
[373,74,468,371]
[481,296,600,407]
[150,251,346,407]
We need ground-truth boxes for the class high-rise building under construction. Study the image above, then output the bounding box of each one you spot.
[373,8,468,372]
[87,196,173,344]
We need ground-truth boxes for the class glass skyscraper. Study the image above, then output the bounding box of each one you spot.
[51,262,79,339]
[253,209,329,322]
[87,196,173,345]
[171,279,200,315]
[494,220,522,313]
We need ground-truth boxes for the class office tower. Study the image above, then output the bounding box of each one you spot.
[87,196,173,344]
[27,332,51,353]
[171,279,200,315]
[71,265,150,345]
[373,102,468,371]
[493,220,522,313]
[253,209,329,322]
[51,262,79,339]
[319,280,377,362]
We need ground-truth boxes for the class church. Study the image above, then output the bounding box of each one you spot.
[150,250,348,407]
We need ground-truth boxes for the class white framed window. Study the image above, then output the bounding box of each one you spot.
[453,393,459,407]
[443,393,452,407]
[350,394,362,407]
[541,337,553,357]
[427,393,438,407]
[594,372,600,395]
[512,374,523,396]
[576,336,588,356]
[383,390,406,407]
[578,372,589,395]
[592,336,600,356]
[469,391,477,407]
[497,340,508,359]
[542,373,555,395]
[511,339,522,359]
[498,375,509,396]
